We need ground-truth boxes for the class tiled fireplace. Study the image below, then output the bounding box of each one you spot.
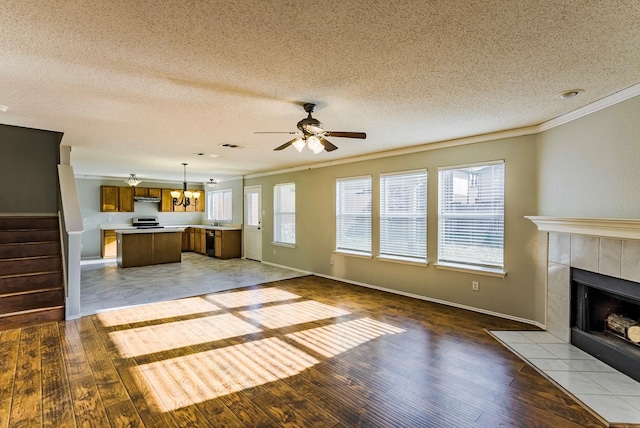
[523,217,640,425]
[529,218,640,343]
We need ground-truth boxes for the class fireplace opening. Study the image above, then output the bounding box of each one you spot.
[570,268,640,383]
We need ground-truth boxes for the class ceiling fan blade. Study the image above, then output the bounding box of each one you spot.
[273,138,299,151]
[255,131,300,135]
[325,131,366,139]
[319,137,338,152]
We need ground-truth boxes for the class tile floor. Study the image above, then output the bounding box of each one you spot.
[80,253,306,316]
[491,330,640,426]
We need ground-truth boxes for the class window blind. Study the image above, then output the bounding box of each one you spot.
[438,162,504,269]
[207,189,232,221]
[380,170,427,260]
[336,176,372,254]
[274,183,295,244]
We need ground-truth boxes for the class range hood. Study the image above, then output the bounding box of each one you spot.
[133,196,161,203]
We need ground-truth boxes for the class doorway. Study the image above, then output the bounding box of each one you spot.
[244,185,262,261]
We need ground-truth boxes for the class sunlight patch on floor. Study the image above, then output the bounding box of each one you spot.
[205,287,301,308]
[287,317,405,358]
[239,300,351,329]
[109,313,262,357]
[97,296,222,327]
[134,337,320,412]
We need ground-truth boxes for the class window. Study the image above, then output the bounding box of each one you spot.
[438,161,505,270]
[380,170,427,262]
[207,189,232,221]
[336,176,372,255]
[274,183,295,245]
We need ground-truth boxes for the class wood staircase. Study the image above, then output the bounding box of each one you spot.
[0,216,65,330]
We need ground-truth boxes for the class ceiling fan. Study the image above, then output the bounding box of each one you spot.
[255,103,366,153]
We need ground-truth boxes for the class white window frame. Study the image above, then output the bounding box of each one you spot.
[207,189,233,221]
[336,175,372,256]
[273,182,296,246]
[436,161,505,275]
[379,169,427,264]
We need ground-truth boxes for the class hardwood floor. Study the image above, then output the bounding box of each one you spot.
[0,276,606,427]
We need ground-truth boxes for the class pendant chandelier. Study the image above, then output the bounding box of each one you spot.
[124,173,142,187]
[171,163,200,209]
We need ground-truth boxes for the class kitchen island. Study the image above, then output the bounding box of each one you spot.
[116,228,185,268]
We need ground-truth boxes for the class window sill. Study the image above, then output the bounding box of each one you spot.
[334,250,373,259]
[434,262,506,278]
[272,242,296,248]
[377,255,428,267]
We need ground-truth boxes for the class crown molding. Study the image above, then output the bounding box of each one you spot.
[539,83,640,132]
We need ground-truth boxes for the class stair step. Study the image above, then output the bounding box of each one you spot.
[0,271,63,295]
[0,287,65,315]
[0,216,59,231]
[0,229,60,244]
[0,306,65,331]
[0,241,61,259]
[0,256,61,276]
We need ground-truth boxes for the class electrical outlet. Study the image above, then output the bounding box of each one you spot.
[472,281,479,291]
[330,257,334,266]
[273,249,277,255]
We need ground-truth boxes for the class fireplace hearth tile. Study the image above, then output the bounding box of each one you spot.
[584,372,640,396]
[549,233,570,265]
[519,331,565,343]
[527,358,574,371]
[508,342,557,359]
[539,343,593,360]
[491,330,640,426]
[577,394,640,425]
[545,370,613,395]
[565,358,619,373]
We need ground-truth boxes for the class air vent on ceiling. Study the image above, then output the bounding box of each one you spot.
[219,143,240,148]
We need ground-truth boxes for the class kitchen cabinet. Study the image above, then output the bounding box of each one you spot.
[134,187,161,198]
[101,186,134,212]
[117,230,182,268]
[101,230,117,258]
[214,229,241,259]
[193,228,206,255]
[181,229,191,251]
[161,189,205,212]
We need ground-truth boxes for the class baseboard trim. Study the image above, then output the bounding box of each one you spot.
[313,272,545,329]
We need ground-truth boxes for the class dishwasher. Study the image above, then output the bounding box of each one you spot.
[206,231,215,257]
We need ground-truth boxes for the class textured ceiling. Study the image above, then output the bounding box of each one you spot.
[1,0,639,183]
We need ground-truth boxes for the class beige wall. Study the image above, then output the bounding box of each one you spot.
[538,95,640,217]
[245,134,545,324]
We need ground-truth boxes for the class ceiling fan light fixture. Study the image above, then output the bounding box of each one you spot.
[292,138,306,152]
[307,136,324,153]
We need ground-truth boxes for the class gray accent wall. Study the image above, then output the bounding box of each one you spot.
[0,124,62,213]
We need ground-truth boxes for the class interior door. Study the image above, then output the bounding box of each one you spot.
[244,185,262,261]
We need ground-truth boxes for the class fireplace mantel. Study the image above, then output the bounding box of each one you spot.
[526,216,640,240]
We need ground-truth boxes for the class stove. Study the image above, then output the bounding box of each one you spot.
[132,216,163,229]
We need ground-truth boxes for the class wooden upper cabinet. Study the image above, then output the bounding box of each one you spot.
[160,189,175,212]
[101,186,134,212]
[100,186,119,212]
[119,186,134,212]
[134,187,162,198]
[163,189,204,212]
